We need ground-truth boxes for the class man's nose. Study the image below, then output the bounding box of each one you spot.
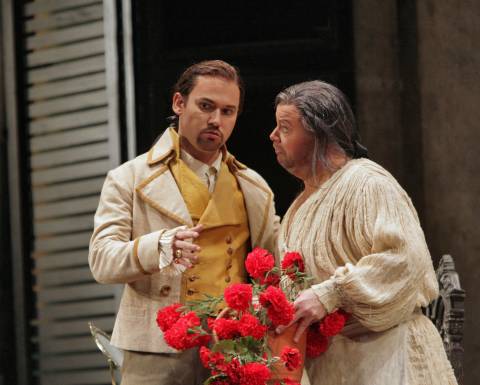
[208,109,221,126]
[269,126,279,141]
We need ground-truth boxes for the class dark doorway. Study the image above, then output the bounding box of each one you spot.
[132,1,354,215]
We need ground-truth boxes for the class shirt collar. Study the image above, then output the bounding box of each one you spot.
[180,148,222,175]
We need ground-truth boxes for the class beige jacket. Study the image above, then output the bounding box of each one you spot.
[89,128,279,353]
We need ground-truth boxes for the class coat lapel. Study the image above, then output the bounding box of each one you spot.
[135,128,193,227]
[235,170,273,248]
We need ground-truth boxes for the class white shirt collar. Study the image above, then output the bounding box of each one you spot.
[180,149,222,175]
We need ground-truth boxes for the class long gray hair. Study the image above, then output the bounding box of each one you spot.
[275,80,367,176]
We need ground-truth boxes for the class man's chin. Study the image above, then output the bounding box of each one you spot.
[197,139,223,152]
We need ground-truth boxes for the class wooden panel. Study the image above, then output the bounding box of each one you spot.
[29,107,107,135]
[37,316,114,337]
[28,55,105,84]
[32,177,104,203]
[32,159,110,185]
[25,0,101,17]
[34,250,89,270]
[34,213,93,237]
[27,38,105,67]
[30,125,108,152]
[36,266,93,287]
[40,351,109,371]
[37,283,114,303]
[28,72,106,101]
[29,89,107,118]
[40,369,111,385]
[39,335,97,354]
[35,231,92,253]
[18,2,121,382]
[26,4,103,33]
[38,298,116,320]
[34,196,99,220]
[27,21,104,50]
[31,142,109,169]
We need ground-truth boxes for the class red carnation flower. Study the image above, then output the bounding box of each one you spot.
[207,317,216,331]
[259,286,295,327]
[238,312,267,340]
[262,271,281,286]
[245,247,275,281]
[284,379,302,385]
[199,346,226,371]
[306,325,329,358]
[213,318,241,340]
[163,311,210,350]
[238,362,271,385]
[199,346,211,368]
[280,346,302,371]
[224,283,253,311]
[156,303,182,332]
[271,379,302,385]
[281,252,305,280]
[319,309,349,337]
[226,358,243,384]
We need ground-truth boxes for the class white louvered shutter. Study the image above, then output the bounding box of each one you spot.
[24,1,124,384]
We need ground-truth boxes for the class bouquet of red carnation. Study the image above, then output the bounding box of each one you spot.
[156,248,348,385]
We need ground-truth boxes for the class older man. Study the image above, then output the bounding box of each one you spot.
[89,60,279,384]
[272,80,457,385]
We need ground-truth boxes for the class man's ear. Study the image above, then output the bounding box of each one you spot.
[172,92,185,115]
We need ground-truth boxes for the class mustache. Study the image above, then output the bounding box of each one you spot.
[201,126,222,136]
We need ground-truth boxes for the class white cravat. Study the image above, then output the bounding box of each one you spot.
[180,149,222,193]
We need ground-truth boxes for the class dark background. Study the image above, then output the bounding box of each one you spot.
[131,0,353,215]
[2,0,479,384]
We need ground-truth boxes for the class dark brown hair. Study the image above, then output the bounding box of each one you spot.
[173,60,245,113]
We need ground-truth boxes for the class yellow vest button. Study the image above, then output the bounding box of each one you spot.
[226,235,232,244]
[225,276,231,283]
[188,275,199,282]
[227,247,234,255]
[187,289,196,296]
[160,285,171,296]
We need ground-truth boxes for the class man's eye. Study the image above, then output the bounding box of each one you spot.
[199,102,213,110]
[222,109,235,116]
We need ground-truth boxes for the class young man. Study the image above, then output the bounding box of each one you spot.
[89,60,279,384]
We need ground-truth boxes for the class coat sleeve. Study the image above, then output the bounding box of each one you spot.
[311,175,439,332]
[89,170,165,284]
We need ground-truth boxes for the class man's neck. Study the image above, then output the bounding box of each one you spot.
[302,151,350,194]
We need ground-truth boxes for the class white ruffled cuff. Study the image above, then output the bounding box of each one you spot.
[158,225,187,275]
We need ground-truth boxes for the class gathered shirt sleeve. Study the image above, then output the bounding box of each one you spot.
[312,175,438,332]
[88,170,185,284]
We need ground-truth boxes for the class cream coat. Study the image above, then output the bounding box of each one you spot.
[89,128,279,353]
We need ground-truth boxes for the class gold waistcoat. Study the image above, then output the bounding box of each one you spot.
[170,158,250,303]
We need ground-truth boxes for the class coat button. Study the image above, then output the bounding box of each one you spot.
[160,285,171,296]
[188,275,199,282]
[226,235,232,244]
[187,289,196,296]
[227,247,234,255]
[225,276,231,283]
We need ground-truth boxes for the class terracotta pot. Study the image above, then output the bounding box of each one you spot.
[267,323,306,383]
